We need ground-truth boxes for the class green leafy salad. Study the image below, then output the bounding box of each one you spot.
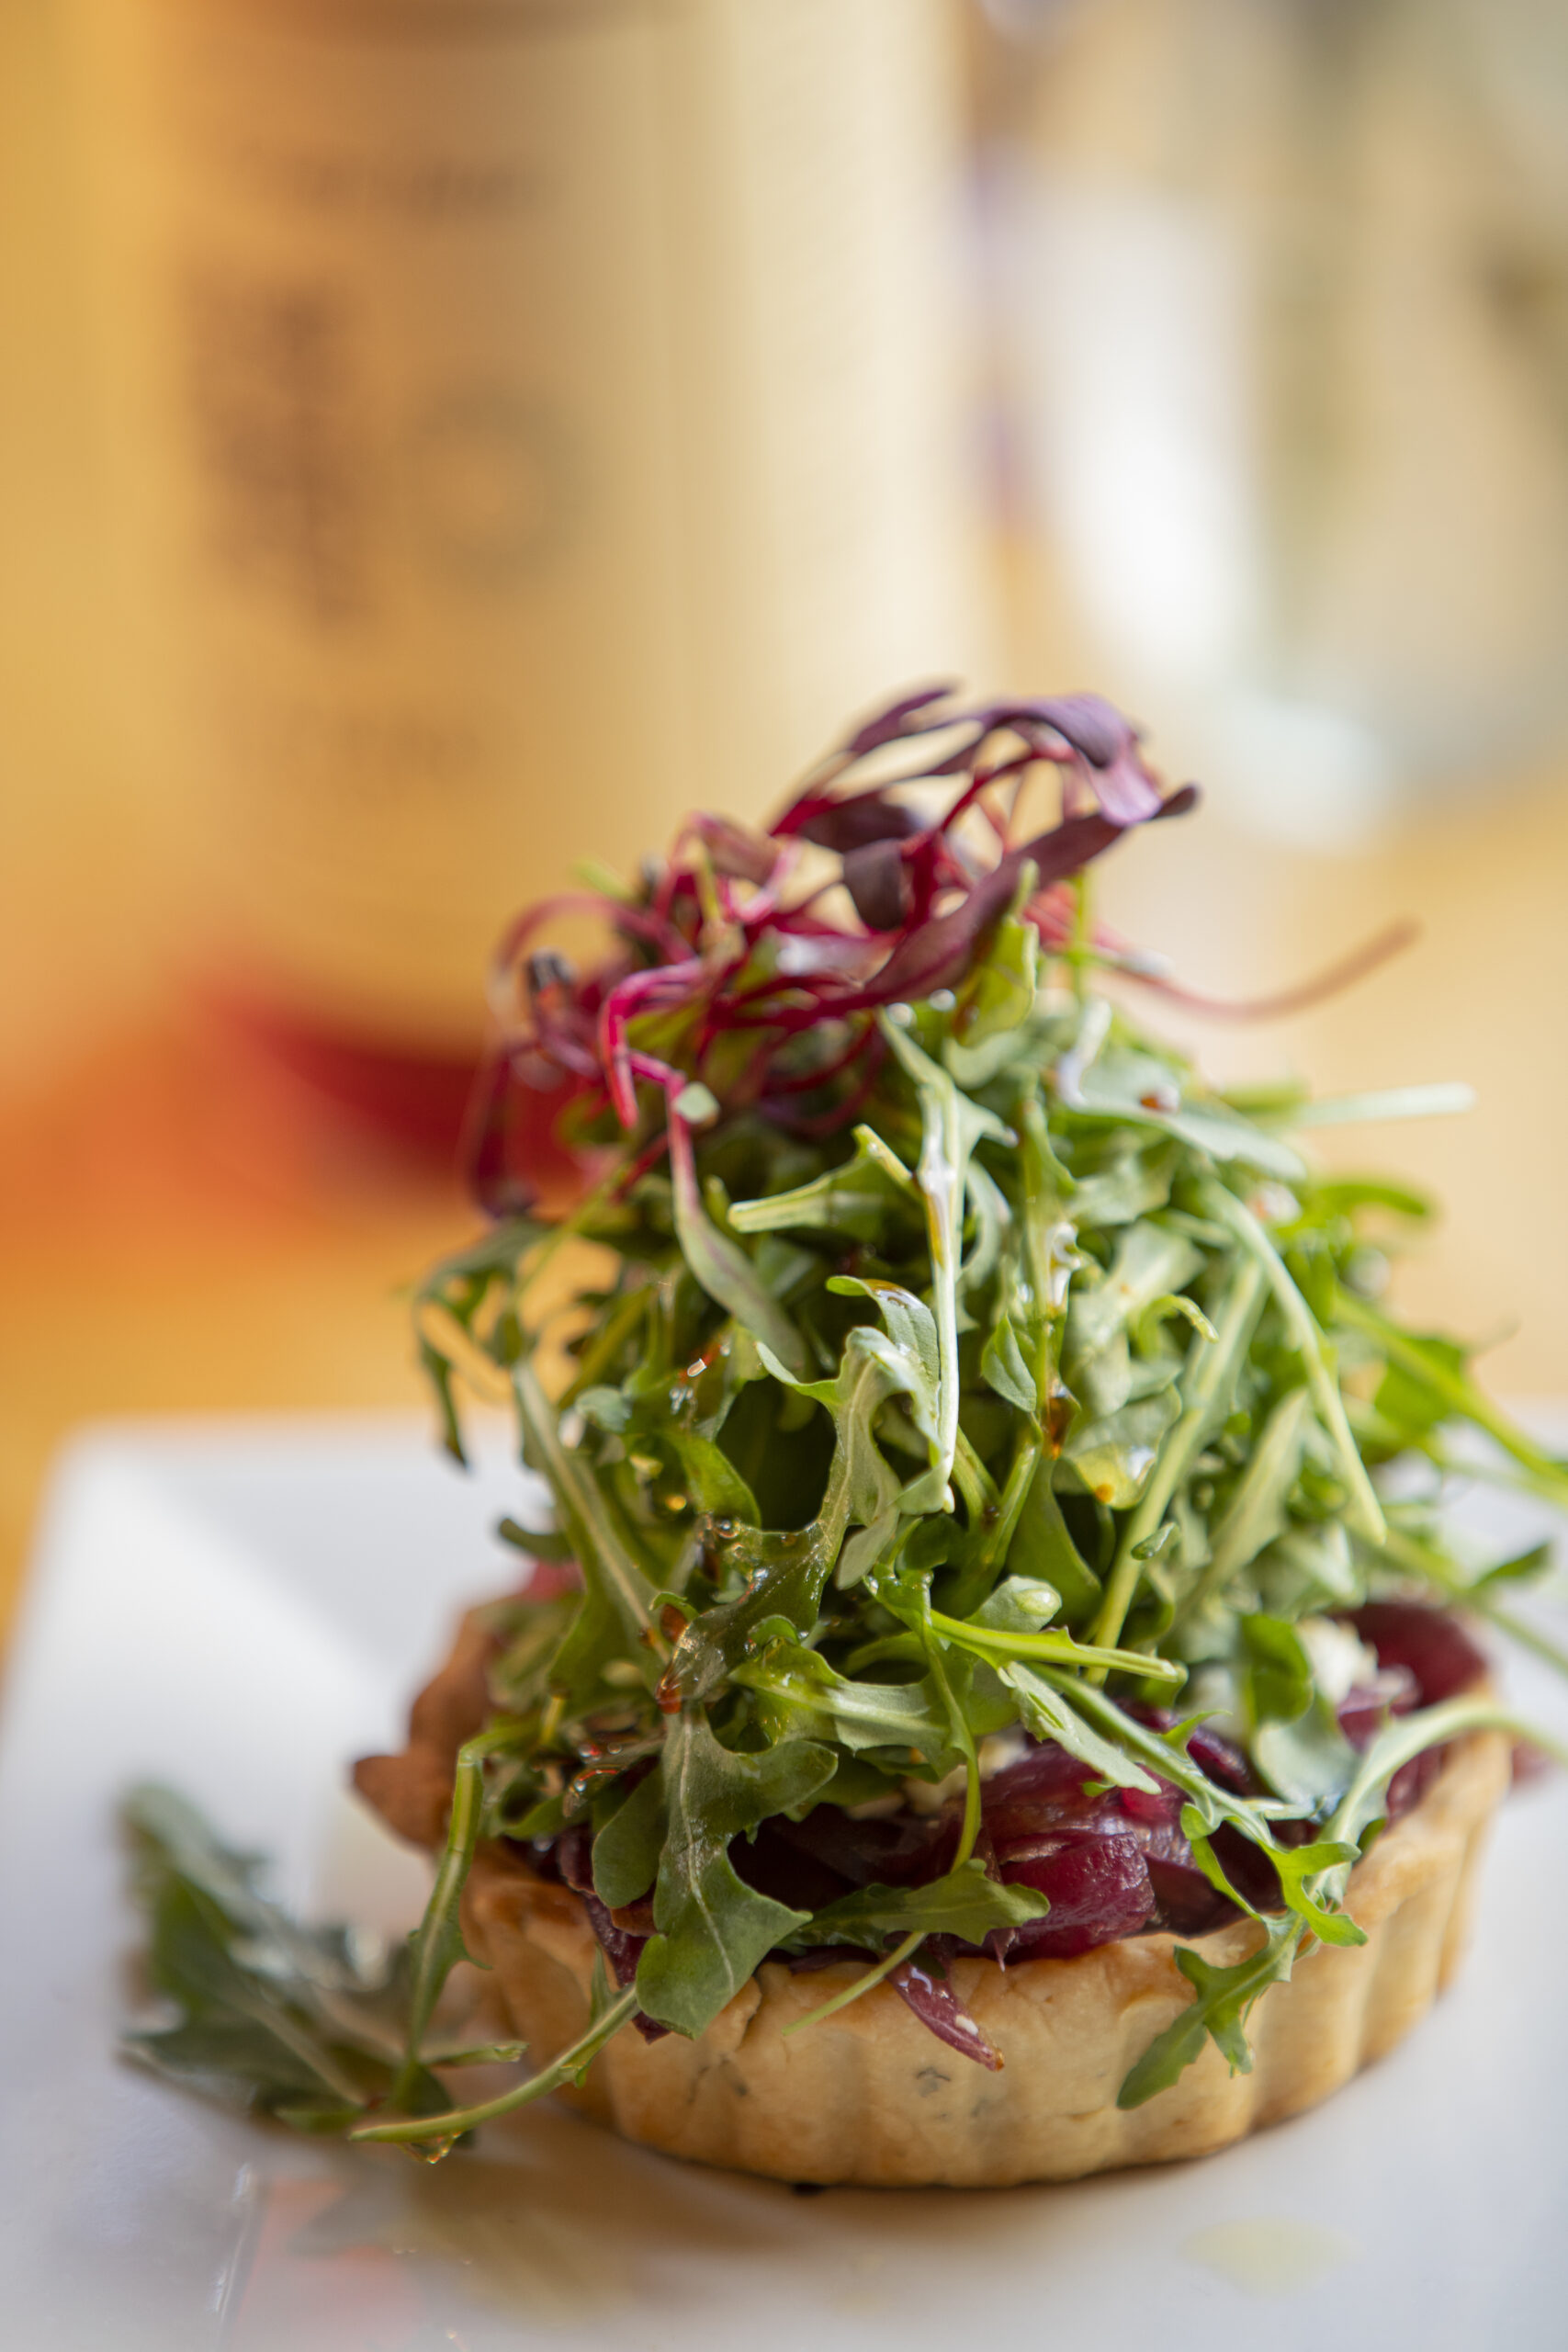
[125,688,1567,2158]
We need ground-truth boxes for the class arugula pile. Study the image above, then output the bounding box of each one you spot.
[122,1786,525,2143]
[123,688,1566,2155]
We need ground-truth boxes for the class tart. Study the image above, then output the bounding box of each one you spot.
[357,1614,1510,2185]
[125,684,1557,2171]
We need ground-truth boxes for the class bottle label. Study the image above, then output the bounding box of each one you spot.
[77,0,987,1043]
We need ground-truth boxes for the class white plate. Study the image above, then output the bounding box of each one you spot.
[3,1414,1567,2352]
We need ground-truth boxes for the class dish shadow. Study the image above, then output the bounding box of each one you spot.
[229,2093,1147,2348]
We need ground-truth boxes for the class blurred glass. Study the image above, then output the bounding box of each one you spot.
[70,0,992,1116]
[980,0,1568,842]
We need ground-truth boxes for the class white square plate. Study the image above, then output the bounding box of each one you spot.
[3,1415,1567,2352]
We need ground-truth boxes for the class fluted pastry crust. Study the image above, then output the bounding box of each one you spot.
[458,1728,1510,2186]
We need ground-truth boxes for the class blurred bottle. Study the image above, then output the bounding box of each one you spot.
[978,0,1568,846]
[72,0,991,1155]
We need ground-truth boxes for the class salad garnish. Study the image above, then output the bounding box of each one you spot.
[124,686,1568,2156]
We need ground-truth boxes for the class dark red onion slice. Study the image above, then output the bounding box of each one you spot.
[785,1944,877,1973]
[890,1954,1001,2071]
[526,1603,1486,2069]
[550,1818,668,2041]
[997,1833,1156,1959]
[1145,1855,1235,1937]
[1348,1600,1487,1704]
[1383,1747,1445,1822]
[579,1894,667,2044]
[769,1804,950,1890]
[1338,1666,1419,1749]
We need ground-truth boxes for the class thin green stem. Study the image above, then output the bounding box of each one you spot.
[1314,1694,1568,1911]
[354,1986,642,2149]
[782,1929,926,2038]
[926,1608,1184,1684]
[940,1422,1042,1620]
[1198,1178,1384,1545]
[1337,1290,1568,1508]
[878,1017,1009,1510]
[392,1723,525,2109]
[1016,1082,1076,1323]
[1089,1257,1267,1658]
[559,1283,654,1406]
[782,1593,993,2045]
[923,1636,982,1866]
[915,1084,963,1506]
[1067,870,1095,1003]
[513,1360,660,1651]
[951,1425,1000,1522]
[1380,1523,1568,1681]
[1166,1385,1312,1635]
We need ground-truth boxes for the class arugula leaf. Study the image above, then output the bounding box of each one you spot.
[1067,1130,1179,1228]
[1062,1386,1183,1510]
[632,1715,836,2037]
[981,1312,1038,1414]
[921,1603,1186,1687]
[793,1860,1052,1952]
[971,1575,1062,1634]
[391,1729,527,2109]
[1117,1919,1301,2109]
[513,1360,660,1702]
[661,1520,847,1711]
[1251,1703,1359,1812]
[1003,1459,1102,1624]
[1119,1693,1565,2108]
[1090,1251,1268,1653]
[731,1639,951,1759]
[667,1274,964,1706]
[1174,1389,1314,1639]
[1269,1839,1367,1946]
[729,1125,921,1243]
[880,1015,1010,1502]
[412,1216,554,1462]
[998,1661,1163,1793]
[1198,1178,1385,1545]
[1338,1290,1568,1514]
[1067,1042,1306,1182]
[1239,1612,1314,1726]
[1472,1541,1553,1592]
[1065,1220,1203,1418]
[666,1099,807,1375]
[584,1783,660,1917]
[122,1788,472,2133]
[822,1274,947,1510]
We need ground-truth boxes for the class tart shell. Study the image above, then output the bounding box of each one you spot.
[457,1728,1509,2187]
